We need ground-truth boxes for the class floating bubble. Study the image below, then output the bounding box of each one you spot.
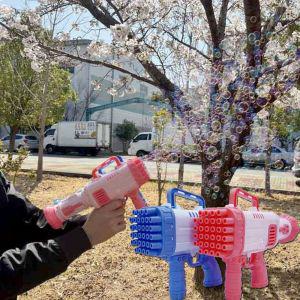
[238,102,250,113]
[206,145,218,157]
[224,179,230,185]
[213,186,220,193]
[250,16,257,23]
[235,126,243,134]
[234,154,240,160]
[212,120,221,131]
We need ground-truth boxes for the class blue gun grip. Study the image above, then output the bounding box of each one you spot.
[199,255,223,287]
[169,255,186,300]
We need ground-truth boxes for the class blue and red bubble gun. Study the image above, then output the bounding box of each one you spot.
[130,188,222,300]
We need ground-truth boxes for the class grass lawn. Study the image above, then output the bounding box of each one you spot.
[12,173,300,300]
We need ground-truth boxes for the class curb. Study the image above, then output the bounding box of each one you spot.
[21,168,300,196]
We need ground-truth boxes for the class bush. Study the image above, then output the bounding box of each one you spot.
[115,120,138,153]
[0,140,29,184]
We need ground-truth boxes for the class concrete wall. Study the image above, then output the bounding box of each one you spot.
[65,40,159,152]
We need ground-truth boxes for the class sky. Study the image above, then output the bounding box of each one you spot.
[0,0,112,42]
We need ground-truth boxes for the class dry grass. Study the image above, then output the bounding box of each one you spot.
[12,173,300,300]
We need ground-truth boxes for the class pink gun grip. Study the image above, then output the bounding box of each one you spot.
[128,190,148,209]
[224,258,242,300]
[250,252,268,288]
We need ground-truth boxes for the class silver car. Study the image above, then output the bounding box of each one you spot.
[1,134,39,151]
[242,146,293,169]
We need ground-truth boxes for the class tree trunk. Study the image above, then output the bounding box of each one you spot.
[177,152,184,188]
[8,125,18,155]
[36,65,50,183]
[157,162,163,206]
[265,145,272,196]
[265,108,272,196]
[194,156,233,299]
[177,134,185,188]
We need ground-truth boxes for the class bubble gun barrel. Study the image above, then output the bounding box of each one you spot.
[44,156,150,229]
[194,188,299,300]
[130,188,222,300]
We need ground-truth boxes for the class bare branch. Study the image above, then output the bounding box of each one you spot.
[200,0,219,48]
[79,0,119,27]
[0,20,159,87]
[106,0,124,23]
[161,28,212,61]
[243,0,261,67]
[218,0,229,42]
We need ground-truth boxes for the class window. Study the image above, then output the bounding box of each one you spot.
[15,135,23,140]
[134,134,148,141]
[2,136,9,141]
[140,84,148,97]
[45,129,56,137]
[25,136,38,140]
[148,134,152,140]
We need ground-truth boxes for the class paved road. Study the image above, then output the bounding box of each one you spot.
[20,154,299,193]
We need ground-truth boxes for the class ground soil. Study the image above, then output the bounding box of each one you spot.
[11,173,299,300]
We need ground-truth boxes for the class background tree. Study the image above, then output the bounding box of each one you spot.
[115,119,138,153]
[0,39,37,154]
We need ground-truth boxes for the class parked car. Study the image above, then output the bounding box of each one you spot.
[292,140,300,179]
[1,134,39,151]
[242,146,293,169]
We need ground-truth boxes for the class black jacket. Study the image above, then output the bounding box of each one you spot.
[0,173,91,299]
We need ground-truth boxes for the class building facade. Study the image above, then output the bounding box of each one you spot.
[63,39,159,152]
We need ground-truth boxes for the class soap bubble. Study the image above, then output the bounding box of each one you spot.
[234,154,241,160]
[213,186,220,193]
[206,145,218,157]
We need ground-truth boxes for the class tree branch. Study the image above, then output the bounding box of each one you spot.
[200,0,219,49]
[218,0,229,42]
[79,0,119,27]
[243,0,261,67]
[106,0,124,23]
[0,20,159,87]
[161,28,212,61]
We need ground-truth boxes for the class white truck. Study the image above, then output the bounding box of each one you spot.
[43,121,110,156]
[127,122,196,159]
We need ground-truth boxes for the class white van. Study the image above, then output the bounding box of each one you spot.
[128,123,196,158]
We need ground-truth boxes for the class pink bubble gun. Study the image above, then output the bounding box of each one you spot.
[44,156,150,229]
[194,188,299,300]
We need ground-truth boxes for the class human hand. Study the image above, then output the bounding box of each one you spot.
[82,199,126,246]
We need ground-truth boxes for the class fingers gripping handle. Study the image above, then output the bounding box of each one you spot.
[229,188,259,209]
[169,256,186,300]
[224,258,242,300]
[250,252,268,288]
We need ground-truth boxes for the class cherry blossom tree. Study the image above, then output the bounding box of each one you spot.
[0,0,299,297]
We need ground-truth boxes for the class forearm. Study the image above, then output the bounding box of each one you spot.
[0,227,91,299]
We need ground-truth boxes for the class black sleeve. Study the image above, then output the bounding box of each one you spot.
[0,172,92,299]
[0,227,91,299]
[0,172,88,247]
